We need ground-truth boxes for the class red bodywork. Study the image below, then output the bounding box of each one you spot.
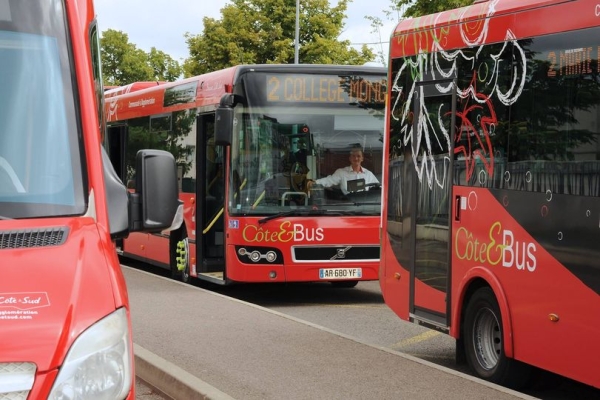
[0,219,128,398]
[223,216,380,282]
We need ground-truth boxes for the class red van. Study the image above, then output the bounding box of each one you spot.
[0,0,178,398]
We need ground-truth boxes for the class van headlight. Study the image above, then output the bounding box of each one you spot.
[48,307,132,400]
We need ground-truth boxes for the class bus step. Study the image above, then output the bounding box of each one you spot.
[197,272,226,285]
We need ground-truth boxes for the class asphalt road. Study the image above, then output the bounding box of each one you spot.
[126,259,599,399]
[208,280,599,400]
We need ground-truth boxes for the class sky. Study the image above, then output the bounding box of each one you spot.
[95,0,398,66]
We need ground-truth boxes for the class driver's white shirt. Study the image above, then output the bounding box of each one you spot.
[314,166,379,194]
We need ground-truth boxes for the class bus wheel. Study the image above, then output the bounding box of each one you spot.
[170,230,190,284]
[464,287,530,389]
[330,281,358,288]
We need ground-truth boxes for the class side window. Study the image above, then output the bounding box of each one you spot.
[90,23,104,135]
[454,43,513,189]
[507,29,600,196]
[451,30,600,197]
[387,57,411,225]
[125,110,196,192]
[172,109,196,193]
[125,116,151,188]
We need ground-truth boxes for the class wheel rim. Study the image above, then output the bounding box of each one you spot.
[472,306,501,371]
[175,237,190,281]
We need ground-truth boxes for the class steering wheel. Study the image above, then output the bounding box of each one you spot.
[365,182,381,190]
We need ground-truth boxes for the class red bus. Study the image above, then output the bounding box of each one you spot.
[105,64,387,286]
[0,0,178,398]
[381,0,600,390]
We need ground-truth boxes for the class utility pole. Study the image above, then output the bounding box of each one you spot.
[294,0,299,64]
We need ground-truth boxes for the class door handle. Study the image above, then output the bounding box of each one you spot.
[454,195,461,222]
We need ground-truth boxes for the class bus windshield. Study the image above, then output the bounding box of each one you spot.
[0,0,85,219]
[227,72,386,216]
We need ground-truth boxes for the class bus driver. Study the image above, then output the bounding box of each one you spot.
[306,147,379,195]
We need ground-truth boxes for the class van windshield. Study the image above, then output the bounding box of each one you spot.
[0,0,86,219]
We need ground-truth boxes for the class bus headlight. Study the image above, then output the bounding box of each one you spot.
[235,246,283,265]
[48,308,132,400]
[265,251,277,262]
[249,251,261,262]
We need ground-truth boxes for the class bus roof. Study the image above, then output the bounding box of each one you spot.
[390,0,592,58]
[106,64,387,95]
[104,64,387,122]
[392,0,568,36]
[104,81,167,98]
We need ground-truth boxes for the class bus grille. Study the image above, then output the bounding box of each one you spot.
[293,245,380,262]
[0,227,68,249]
[0,362,35,400]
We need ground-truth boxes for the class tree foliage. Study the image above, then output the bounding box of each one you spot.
[395,0,474,17]
[125,110,196,182]
[100,29,182,86]
[365,1,473,66]
[183,0,375,77]
[147,48,183,82]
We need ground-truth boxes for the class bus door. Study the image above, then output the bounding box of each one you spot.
[408,76,456,330]
[196,113,226,281]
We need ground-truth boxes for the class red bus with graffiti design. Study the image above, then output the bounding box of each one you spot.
[0,0,178,398]
[105,64,386,287]
[381,0,600,390]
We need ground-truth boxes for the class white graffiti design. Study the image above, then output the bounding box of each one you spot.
[391,0,527,189]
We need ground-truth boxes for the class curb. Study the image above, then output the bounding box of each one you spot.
[134,343,236,400]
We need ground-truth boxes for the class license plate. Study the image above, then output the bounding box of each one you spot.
[319,268,362,279]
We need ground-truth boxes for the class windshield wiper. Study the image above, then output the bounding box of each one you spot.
[258,208,369,224]
[323,202,382,207]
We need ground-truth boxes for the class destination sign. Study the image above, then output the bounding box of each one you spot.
[547,47,595,77]
[266,74,386,105]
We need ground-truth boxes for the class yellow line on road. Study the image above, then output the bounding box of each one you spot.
[391,330,441,349]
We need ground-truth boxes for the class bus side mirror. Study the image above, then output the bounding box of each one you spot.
[130,149,180,232]
[215,93,244,146]
[215,106,233,146]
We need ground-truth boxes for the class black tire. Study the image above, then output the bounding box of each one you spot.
[330,280,359,288]
[464,287,531,389]
[169,228,190,284]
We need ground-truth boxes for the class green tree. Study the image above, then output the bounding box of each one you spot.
[365,1,473,67]
[101,29,183,86]
[183,0,375,77]
[101,29,153,86]
[126,110,195,183]
[147,48,183,82]
[394,0,473,17]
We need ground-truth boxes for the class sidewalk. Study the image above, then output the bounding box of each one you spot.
[124,267,538,400]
